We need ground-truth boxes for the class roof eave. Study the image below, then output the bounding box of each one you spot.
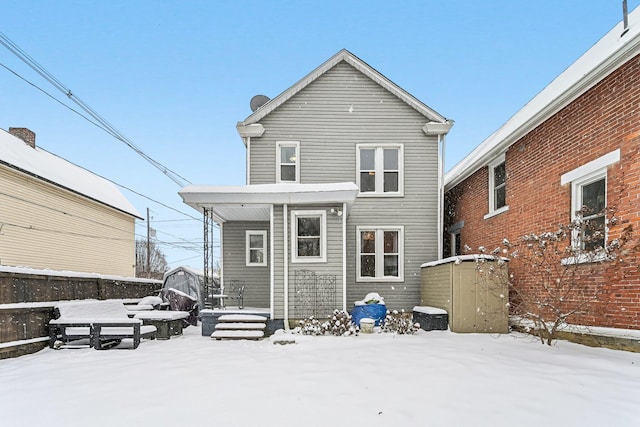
[445,15,640,192]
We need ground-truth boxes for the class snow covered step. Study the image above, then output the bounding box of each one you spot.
[217,314,268,323]
[215,322,266,330]
[211,330,264,340]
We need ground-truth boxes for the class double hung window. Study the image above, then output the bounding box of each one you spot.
[357,226,403,281]
[560,148,619,259]
[291,210,326,263]
[277,141,299,183]
[485,154,508,218]
[356,144,403,196]
[573,174,607,251]
[246,230,267,266]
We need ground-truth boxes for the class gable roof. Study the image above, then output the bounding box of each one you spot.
[0,129,141,218]
[237,48,448,129]
[445,6,640,191]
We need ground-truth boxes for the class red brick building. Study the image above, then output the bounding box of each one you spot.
[444,10,640,331]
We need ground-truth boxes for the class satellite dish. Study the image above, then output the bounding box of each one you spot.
[250,94,270,112]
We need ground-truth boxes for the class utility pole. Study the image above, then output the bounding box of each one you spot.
[146,207,151,278]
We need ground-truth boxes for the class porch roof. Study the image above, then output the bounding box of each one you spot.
[179,182,359,222]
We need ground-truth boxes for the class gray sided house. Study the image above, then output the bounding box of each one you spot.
[180,49,452,323]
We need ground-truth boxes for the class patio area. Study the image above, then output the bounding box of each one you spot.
[1,325,639,426]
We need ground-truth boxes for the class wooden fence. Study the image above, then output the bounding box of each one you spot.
[0,269,162,359]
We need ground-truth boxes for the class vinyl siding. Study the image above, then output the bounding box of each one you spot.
[248,61,440,312]
[0,165,136,277]
[221,221,270,308]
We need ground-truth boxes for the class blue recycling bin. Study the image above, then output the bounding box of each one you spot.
[351,304,387,326]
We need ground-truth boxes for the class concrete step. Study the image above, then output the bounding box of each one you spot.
[215,322,266,330]
[211,330,264,340]
[217,314,268,323]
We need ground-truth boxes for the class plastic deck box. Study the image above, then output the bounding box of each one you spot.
[412,306,448,331]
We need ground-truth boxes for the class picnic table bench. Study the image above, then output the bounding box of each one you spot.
[133,311,189,339]
[49,300,157,350]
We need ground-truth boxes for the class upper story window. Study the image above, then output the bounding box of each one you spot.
[356,144,403,196]
[357,226,404,281]
[291,210,326,263]
[561,148,619,260]
[485,154,508,219]
[276,141,299,183]
[246,230,267,266]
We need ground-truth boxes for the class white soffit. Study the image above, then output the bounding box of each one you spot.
[179,182,359,221]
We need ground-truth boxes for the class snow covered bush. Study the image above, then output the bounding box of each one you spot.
[294,310,358,337]
[381,310,418,335]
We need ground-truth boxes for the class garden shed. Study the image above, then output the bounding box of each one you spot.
[420,256,509,333]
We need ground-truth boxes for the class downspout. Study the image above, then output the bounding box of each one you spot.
[437,133,444,260]
[423,120,454,260]
[246,137,251,184]
[342,202,347,311]
[283,203,289,330]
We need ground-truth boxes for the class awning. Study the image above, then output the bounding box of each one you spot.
[179,182,359,222]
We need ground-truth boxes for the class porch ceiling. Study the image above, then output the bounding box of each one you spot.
[179,182,359,222]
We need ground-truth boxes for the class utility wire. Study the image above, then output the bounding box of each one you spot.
[0,32,192,187]
[0,58,216,226]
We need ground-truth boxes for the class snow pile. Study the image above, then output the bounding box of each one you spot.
[354,292,385,306]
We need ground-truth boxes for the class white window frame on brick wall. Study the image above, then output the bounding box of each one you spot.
[291,210,327,263]
[246,230,267,267]
[276,141,300,183]
[484,153,509,219]
[560,149,619,263]
[356,144,404,197]
[356,226,404,282]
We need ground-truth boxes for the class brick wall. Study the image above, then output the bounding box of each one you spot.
[445,53,640,330]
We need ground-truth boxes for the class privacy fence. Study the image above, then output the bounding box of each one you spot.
[0,268,161,359]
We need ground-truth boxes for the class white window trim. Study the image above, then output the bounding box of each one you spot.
[276,141,300,183]
[246,230,267,267]
[291,210,327,263]
[569,170,608,255]
[558,149,620,264]
[560,149,620,185]
[356,143,404,197]
[485,153,508,219]
[356,225,404,282]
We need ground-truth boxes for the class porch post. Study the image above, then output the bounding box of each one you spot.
[342,202,347,312]
[270,204,275,320]
[283,204,289,329]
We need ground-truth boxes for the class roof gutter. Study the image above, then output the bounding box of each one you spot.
[445,16,640,192]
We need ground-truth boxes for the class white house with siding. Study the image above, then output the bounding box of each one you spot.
[180,49,452,323]
[0,127,142,277]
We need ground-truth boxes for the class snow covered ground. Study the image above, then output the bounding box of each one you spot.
[1,326,638,427]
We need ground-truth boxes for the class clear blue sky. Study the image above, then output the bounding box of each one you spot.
[1,0,638,272]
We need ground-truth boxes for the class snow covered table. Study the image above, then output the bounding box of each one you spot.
[49,300,157,350]
[134,311,189,339]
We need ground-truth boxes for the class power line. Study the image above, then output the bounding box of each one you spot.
[0,32,192,187]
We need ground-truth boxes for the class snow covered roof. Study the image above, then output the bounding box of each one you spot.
[420,254,507,268]
[237,48,450,136]
[179,182,359,222]
[445,6,640,191]
[0,129,141,218]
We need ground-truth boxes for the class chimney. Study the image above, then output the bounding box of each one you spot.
[9,127,36,148]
